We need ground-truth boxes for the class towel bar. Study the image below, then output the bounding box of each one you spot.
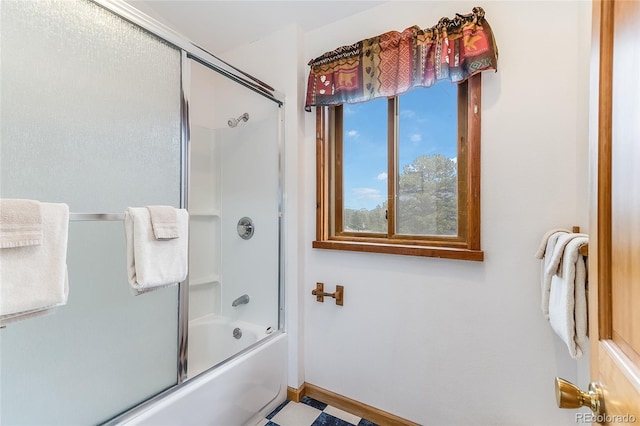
[69,213,125,221]
[572,226,589,256]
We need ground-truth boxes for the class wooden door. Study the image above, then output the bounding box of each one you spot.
[589,0,640,421]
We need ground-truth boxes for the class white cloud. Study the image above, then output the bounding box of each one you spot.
[346,130,359,138]
[347,187,385,210]
[344,106,357,116]
[400,109,416,119]
[353,187,380,196]
[377,172,388,181]
[352,187,383,201]
[410,133,422,142]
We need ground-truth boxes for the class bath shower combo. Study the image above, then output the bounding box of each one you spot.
[0,1,286,425]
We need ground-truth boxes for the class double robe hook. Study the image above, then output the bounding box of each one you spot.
[312,283,344,306]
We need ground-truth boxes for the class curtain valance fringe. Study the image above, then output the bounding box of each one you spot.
[305,6,498,111]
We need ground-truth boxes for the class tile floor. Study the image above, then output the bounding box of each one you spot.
[256,396,379,426]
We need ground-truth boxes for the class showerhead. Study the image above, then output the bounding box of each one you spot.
[227,112,249,128]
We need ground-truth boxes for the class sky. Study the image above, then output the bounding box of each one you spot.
[342,81,458,210]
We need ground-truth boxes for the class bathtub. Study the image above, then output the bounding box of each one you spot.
[187,314,273,378]
[120,318,287,426]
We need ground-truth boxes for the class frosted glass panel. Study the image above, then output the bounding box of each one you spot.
[0,0,181,424]
[0,0,181,211]
[0,223,179,425]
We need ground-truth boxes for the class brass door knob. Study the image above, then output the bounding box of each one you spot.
[555,377,604,415]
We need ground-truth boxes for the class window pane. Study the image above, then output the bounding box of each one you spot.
[397,84,458,236]
[342,99,388,233]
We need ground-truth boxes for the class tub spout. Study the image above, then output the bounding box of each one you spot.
[232,294,250,307]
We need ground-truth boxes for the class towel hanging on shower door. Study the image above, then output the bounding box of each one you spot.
[124,206,189,295]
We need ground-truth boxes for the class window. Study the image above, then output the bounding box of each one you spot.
[313,74,483,261]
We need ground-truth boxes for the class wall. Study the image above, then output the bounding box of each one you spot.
[303,1,592,425]
[224,1,592,424]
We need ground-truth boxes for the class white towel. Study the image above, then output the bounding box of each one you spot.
[537,230,570,318]
[124,207,188,295]
[535,228,570,259]
[0,202,69,326]
[0,270,69,325]
[146,205,179,240]
[0,199,43,248]
[547,235,589,358]
[545,232,588,278]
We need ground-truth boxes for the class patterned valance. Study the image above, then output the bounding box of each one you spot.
[305,7,498,110]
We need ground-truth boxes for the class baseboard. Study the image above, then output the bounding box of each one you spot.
[286,384,306,403]
[288,382,420,426]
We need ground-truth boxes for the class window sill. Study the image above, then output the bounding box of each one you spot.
[312,240,484,261]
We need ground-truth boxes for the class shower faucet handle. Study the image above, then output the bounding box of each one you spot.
[237,217,254,240]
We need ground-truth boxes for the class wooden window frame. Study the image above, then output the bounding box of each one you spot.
[314,74,484,261]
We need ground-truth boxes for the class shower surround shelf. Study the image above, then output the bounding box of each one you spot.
[189,210,220,217]
[190,275,221,286]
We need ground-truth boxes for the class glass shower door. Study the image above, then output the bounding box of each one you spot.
[186,58,282,378]
[0,0,182,423]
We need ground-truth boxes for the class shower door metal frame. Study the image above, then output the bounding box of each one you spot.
[177,50,191,384]
[90,0,286,423]
[92,0,284,107]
